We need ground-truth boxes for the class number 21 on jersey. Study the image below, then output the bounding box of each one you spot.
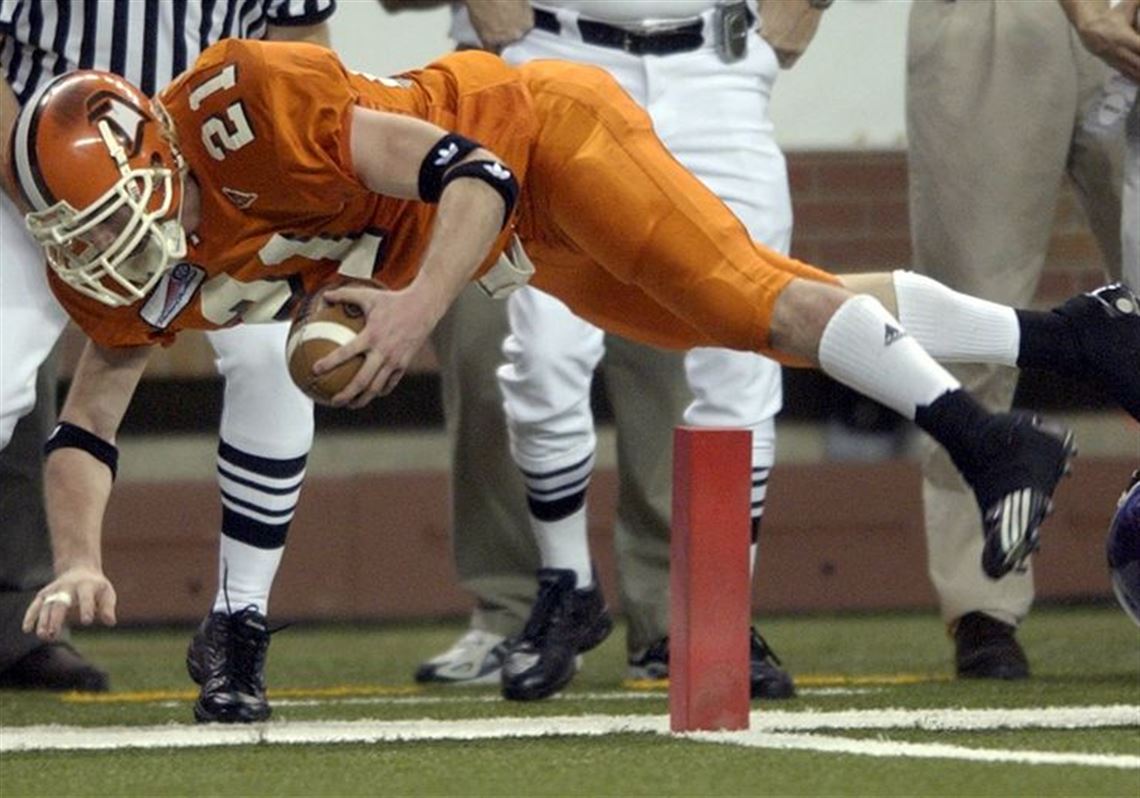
[188,64,254,160]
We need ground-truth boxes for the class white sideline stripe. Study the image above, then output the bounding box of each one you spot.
[691,732,1140,770]
[2,706,1137,756]
[0,715,665,753]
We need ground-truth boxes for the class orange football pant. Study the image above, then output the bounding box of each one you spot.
[515,60,839,362]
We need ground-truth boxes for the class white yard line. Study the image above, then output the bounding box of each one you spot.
[690,731,1140,770]
[2,705,1137,767]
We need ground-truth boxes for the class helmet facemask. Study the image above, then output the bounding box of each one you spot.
[25,113,187,308]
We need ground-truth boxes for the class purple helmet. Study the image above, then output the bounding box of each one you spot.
[1106,470,1140,627]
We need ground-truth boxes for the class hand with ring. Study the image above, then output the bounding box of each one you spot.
[22,567,118,641]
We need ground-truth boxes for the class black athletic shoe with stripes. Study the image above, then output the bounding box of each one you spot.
[501,568,613,701]
[965,414,1076,579]
[186,607,272,723]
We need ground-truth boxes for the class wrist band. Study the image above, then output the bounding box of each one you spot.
[418,132,481,202]
[44,422,119,480]
[439,159,519,229]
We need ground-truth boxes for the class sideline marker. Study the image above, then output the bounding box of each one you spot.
[670,427,751,732]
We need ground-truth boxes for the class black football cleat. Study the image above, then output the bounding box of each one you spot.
[1053,283,1140,422]
[749,629,796,700]
[186,607,272,723]
[627,630,795,700]
[962,413,1076,579]
[501,568,613,702]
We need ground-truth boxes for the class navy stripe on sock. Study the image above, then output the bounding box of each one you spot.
[526,474,591,499]
[518,454,593,482]
[528,489,587,522]
[220,490,296,519]
[217,464,304,495]
[218,441,308,479]
[221,509,289,549]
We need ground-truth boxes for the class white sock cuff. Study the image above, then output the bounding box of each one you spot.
[532,506,593,587]
[892,270,1020,366]
[819,295,959,420]
[213,537,283,616]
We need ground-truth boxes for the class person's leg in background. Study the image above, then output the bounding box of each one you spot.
[496,285,617,701]
[414,285,539,685]
[906,0,1123,678]
[1125,99,1140,291]
[185,323,315,723]
[0,188,106,691]
[0,360,109,691]
[598,336,686,669]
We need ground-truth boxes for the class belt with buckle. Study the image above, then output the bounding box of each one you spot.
[533,7,708,56]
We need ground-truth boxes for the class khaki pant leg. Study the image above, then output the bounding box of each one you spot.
[431,285,538,638]
[1125,102,1140,289]
[907,0,1118,626]
[0,361,57,670]
[601,336,688,656]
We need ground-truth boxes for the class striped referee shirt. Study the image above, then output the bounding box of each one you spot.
[0,0,335,102]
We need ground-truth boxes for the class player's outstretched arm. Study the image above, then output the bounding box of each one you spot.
[22,341,152,641]
[315,108,509,407]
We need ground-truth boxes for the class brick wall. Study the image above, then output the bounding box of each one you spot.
[56,151,1117,378]
[786,151,1115,298]
[103,457,1128,623]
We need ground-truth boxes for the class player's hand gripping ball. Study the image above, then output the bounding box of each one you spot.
[286,281,368,405]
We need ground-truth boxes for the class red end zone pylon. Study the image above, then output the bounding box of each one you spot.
[669,427,751,733]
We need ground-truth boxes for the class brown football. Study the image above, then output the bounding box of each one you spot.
[286,283,367,405]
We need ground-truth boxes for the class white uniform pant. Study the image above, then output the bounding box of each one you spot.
[497,19,787,479]
[0,191,313,460]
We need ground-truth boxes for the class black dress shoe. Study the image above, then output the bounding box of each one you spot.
[0,641,109,692]
[954,612,1029,680]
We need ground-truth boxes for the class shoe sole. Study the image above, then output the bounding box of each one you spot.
[982,425,1077,579]
[193,698,271,724]
[414,668,503,686]
[751,675,796,700]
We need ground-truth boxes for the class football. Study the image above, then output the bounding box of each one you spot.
[286,282,368,405]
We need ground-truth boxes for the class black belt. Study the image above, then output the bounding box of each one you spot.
[533,7,709,56]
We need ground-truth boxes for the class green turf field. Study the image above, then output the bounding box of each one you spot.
[2,604,1138,796]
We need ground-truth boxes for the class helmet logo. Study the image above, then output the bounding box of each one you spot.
[87,91,148,159]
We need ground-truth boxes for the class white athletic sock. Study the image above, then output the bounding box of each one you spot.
[819,295,961,420]
[893,270,1020,365]
[213,536,284,616]
[531,506,594,588]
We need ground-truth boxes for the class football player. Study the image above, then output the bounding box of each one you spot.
[12,40,1140,640]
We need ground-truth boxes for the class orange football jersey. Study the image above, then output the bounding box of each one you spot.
[51,40,537,348]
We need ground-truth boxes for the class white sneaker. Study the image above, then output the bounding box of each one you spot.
[413,629,508,685]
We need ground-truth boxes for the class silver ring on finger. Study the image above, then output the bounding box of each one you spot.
[42,591,73,608]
